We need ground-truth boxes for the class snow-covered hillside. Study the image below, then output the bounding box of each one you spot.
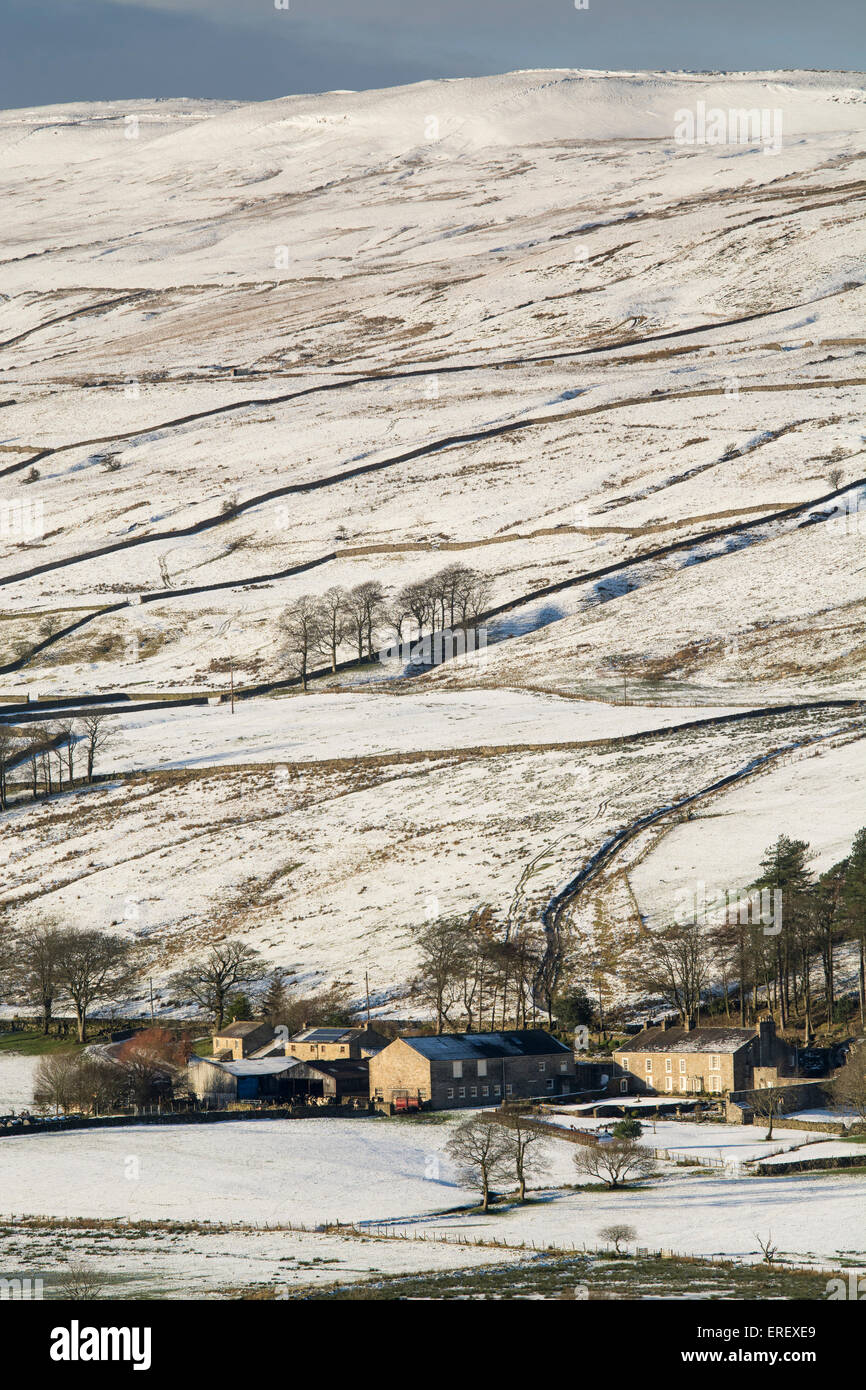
[0,69,864,1010]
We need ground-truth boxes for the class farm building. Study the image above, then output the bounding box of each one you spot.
[187,1055,370,1105]
[287,1025,389,1061]
[211,1021,275,1060]
[614,1018,796,1096]
[369,1029,575,1111]
[288,1059,371,1102]
[188,1056,299,1102]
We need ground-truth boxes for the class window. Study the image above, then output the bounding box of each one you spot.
[620,1079,628,1094]
[506,1083,513,1095]
[481,1085,488,1097]
[340,1046,346,1054]
[452,1061,462,1079]
[539,1061,546,1072]
[560,1060,568,1072]
[546,1079,554,1091]
[709,1076,722,1094]
[679,1075,687,1092]
[447,1088,454,1099]
[679,1058,686,1073]
[458,1087,465,1098]
[620,1057,629,1070]
[494,1084,501,1096]
[709,1054,720,1071]
[665,1076,673,1092]
[470,1086,477,1097]
[477,1060,487,1078]
[645,1058,653,1073]
[665,1057,672,1073]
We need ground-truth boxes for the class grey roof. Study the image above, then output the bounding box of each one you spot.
[192,1057,299,1077]
[213,1021,271,1038]
[293,1027,357,1042]
[297,1059,369,1079]
[616,1027,758,1055]
[402,1030,571,1061]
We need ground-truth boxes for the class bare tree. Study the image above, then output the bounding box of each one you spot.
[498,1107,552,1201]
[0,723,20,810]
[573,1137,657,1189]
[56,1260,105,1300]
[317,587,348,674]
[34,1051,126,1115]
[446,1115,512,1212]
[751,1086,783,1141]
[54,717,78,787]
[599,1222,637,1254]
[281,595,324,691]
[11,917,66,1033]
[755,1231,778,1264]
[831,1042,866,1127]
[398,580,434,643]
[54,930,136,1042]
[350,580,385,661]
[169,940,264,1031]
[78,712,116,784]
[411,918,469,1033]
[640,920,710,1026]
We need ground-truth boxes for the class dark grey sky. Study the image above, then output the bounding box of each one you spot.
[1,0,863,110]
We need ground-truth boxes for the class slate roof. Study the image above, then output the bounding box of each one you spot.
[213,1021,271,1039]
[402,1030,571,1061]
[299,1060,370,1080]
[616,1026,758,1055]
[293,1027,357,1042]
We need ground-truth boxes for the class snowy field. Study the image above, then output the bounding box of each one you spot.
[0,1116,524,1225]
[1,1116,863,1276]
[107,691,743,771]
[395,1171,866,1269]
[0,1221,524,1299]
[0,1055,39,1113]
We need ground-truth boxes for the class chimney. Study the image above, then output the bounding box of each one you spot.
[757,1016,776,1066]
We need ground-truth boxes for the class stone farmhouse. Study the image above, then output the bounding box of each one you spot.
[614,1018,796,1096]
[211,1021,275,1060]
[369,1029,575,1111]
[287,1025,389,1061]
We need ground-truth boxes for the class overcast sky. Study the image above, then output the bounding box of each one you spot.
[1,0,863,110]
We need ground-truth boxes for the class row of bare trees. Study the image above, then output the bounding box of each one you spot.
[411,908,552,1033]
[34,1028,192,1114]
[447,1111,655,1211]
[281,563,492,689]
[3,919,136,1042]
[0,712,115,810]
[2,920,353,1049]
